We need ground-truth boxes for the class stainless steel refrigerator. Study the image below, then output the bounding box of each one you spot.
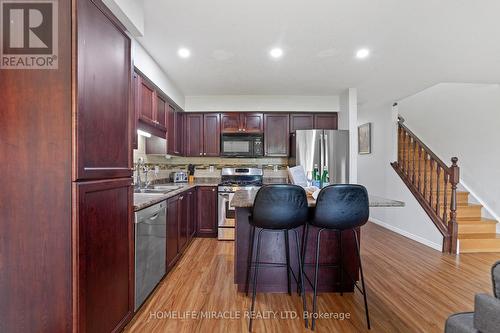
[289,130,350,184]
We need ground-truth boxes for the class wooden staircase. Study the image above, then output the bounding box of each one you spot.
[391,116,500,254]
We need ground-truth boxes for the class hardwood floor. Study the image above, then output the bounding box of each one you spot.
[124,222,499,333]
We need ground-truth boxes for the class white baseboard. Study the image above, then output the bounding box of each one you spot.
[369,217,442,252]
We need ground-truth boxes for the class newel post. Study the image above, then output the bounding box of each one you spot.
[448,157,460,254]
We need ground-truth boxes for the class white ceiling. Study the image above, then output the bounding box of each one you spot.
[137,0,500,104]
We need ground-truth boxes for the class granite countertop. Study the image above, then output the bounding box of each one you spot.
[230,188,405,208]
[133,181,219,211]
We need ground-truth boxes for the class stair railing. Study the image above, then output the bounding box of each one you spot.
[391,116,459,254]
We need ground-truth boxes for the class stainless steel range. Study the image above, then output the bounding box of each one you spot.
[218,167,263,240]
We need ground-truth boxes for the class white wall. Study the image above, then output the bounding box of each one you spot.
[133,41,185,108]
[102,0,144,36]
[358,101,444,251]
[184,95,339,112]
[398,83,500,224]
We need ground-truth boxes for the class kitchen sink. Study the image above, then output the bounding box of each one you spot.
[134,185,182,194]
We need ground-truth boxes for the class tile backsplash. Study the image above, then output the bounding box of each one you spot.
[134,135,289,181]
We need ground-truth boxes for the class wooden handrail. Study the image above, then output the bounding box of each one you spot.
[391,116,459,254]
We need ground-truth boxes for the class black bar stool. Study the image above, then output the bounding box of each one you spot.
[304,184,371,330]
[245,184,309,332]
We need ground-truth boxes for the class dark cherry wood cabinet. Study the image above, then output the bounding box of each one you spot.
[203,113,221,156]
[75,0,132,181]
[197,187,218,237]
[156,93,168,130]
[290,113,315,132]
[178,193,189,252]
[166,195,180,271]
[137,76,155,125]
[242,113,264,133]
[187,189,197,239]
[167,105,184,156]
[175,111,184,155]
[314,113,338,129]
[184,113,204,156]
[221,112,263,133]
[74,178,134,333]
[264,113,290,156]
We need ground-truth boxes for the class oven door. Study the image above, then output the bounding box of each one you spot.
[218,192,235,240]
[221,135,254,157]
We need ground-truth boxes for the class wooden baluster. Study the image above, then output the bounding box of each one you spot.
[417,144,422,192]
[443,172,449,224]
[429,159,434,207]
[405,133,409,176]
[448,157,460,254]
[436,165,441,215]
[412,138,416,184]
[398,125,403,167]
[423,153,428,201]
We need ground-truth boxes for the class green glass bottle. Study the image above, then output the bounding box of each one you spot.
[321,166,330,188]
[312,164,320,187]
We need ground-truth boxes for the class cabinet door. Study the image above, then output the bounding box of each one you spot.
[264,113,290,156]
[166,196,179,271]
[178,193,189,252]
[156,94,168,130]
[290,113,314,132]
[138,77,155,125]
[75,0,131,180]
[221,113,241,133]
[197,187,218,237]
[175,111,184,155]
[132,72,139,149]
[184,113,203,156]
[203,113,220,156]
[74,178,133,333]
[314,113,338,130]
[167,105,176,155]
[242,113,263,133]
[187,189,197,239]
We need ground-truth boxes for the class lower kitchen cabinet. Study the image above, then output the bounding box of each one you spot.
[74,178,134,333]
[187,188,197,239]
[166,195,180,271]
[196,186,218,237]
[178,193,189,252]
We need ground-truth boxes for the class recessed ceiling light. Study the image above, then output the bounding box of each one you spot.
[270,48,283,59]
[356,48,370,59]
[178,48,191,58]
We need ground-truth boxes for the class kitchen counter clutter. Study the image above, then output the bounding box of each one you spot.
[231,188,405,208]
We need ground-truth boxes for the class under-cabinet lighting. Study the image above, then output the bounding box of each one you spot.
[137,129,151,138]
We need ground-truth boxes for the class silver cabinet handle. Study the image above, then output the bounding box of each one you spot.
[212,189,216,192]
[179,196,184,200]
[148,213,159,220]
[199,153,202,155]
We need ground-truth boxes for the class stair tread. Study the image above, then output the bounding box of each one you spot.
[459,233,500,240]
[457,217,497,224]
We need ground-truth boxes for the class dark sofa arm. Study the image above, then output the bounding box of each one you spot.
[474,293,500,333]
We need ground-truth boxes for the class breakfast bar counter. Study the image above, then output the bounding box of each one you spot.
[232,189,404,293]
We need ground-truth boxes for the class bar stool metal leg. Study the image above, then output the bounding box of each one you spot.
[249,229,263,332]
[284,230,292,295]
[312,228,324,331]
[293,229,309,328]
[245,225,256,296]
[353,229,371,330]
[299,224,309,294]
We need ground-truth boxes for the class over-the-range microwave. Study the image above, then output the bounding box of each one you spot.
[221,134,264,157]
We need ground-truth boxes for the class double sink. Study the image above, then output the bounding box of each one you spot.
[134,185,183,195]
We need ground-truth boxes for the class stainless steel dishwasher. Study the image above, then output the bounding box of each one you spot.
[135,201,166,311]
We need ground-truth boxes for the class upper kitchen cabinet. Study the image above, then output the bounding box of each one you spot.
[203,113,221,156]
[220,113,241,133]
[290,113,314,132]
[184,113,204,156]
[75,0,132,181]
[137,75,155,125]
[167,105,184,156]
[264,113,290,157]
[135,71,168,132]
[314,113,338,130]
[184,113,220,157]
[221,113,263,133]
